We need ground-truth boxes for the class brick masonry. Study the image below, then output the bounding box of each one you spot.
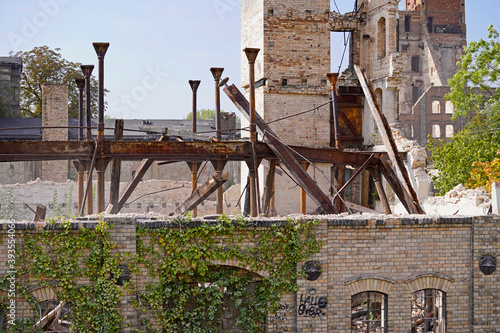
[0,214,498,332]
[41,84,69,183]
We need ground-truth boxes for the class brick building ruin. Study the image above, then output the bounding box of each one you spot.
[239,0,468,215]
[0,57,22,118]
[0,0,499,332]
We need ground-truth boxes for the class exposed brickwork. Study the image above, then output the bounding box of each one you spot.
[1,214,498,331]
[41,84,69,183]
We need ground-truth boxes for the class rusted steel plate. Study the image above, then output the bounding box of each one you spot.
[0,141,94,161]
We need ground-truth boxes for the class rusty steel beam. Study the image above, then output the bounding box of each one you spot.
[0,141,94,161]
[223,84,275,138]
[368,166,392,214]
[378,158,413,214]
[265,132,337,214]
[175,172,228,215]
[0,140,397,168]
[262,159,276,217]
[300,162,310,214]
[354,65,424,214]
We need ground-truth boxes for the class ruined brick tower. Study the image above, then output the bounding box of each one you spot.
[241,0,334,215]
[330,0,466,145]
[241,0,466,214]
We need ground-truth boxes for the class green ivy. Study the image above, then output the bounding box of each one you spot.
[133,215,321,332]
[0,216,321,332]
[0,220,124,332]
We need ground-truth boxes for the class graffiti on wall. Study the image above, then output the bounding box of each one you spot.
[269,303,293,332]
[297,288,327,320]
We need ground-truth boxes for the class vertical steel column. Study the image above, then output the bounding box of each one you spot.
[93,42,109,142]
[74,78,86,216]
[93,42,109,213]
[75,78,85,141]
[244,48,259,143]
[81,65,94,142]
[188,80,201,133]
[210,68,224,142]
[327,73,341,150]
[210,68,224,214]
[244,48,260,217]
[81,65,94,215]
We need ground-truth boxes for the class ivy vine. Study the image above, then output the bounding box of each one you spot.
[133,216,321,332]
[0,216,321,332]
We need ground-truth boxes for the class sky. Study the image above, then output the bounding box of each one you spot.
[0,0,498,120]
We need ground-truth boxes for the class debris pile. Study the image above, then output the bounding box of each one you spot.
[423,184,491,215]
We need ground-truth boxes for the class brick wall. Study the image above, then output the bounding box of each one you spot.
[1,214,498,332]
[41,84,69,183]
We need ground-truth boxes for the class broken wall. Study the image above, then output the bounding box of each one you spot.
[1,214,498,332]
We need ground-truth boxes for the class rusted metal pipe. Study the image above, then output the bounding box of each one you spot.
[81,65,94,141]
[188,80,201,133]
[75,78,85,141]
[244,48,260,143]
[210,68,224,141]
[93,42,109,142]
[327,73,341,150]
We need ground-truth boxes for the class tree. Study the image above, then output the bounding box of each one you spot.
[428,25,500,194]
[185,108,216,120]
[10,46,102,118]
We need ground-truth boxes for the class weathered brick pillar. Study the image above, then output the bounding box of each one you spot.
[41,84,68,182]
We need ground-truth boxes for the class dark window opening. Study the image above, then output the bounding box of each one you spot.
[281,78,288,86]
[351,291,388,333]
[412,86,420,104]
[411,56,420,72]
[427,17,433,33]
[411,289,446,333]
[405,15,411,32]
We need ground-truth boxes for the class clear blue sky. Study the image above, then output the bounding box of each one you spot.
[0,0,498,120]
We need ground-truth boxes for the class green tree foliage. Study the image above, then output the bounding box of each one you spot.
[10,46,101,118]
[428,25,500,194]
[185,108,216,120]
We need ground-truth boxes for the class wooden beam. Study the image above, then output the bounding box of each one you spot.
[175,173,228,215]
[354,65,424,214]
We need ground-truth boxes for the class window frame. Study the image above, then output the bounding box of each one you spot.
[411,289,447,333]
[351,291,389,333]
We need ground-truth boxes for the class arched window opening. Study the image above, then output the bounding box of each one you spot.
[445,101,454,114]
[351,291,388,332]
[378,18,387,59]
[411,289,446,333]
[445,125,454,138]
[431,100,441,114]
[431,124,441,138]
[375,88,383,111]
